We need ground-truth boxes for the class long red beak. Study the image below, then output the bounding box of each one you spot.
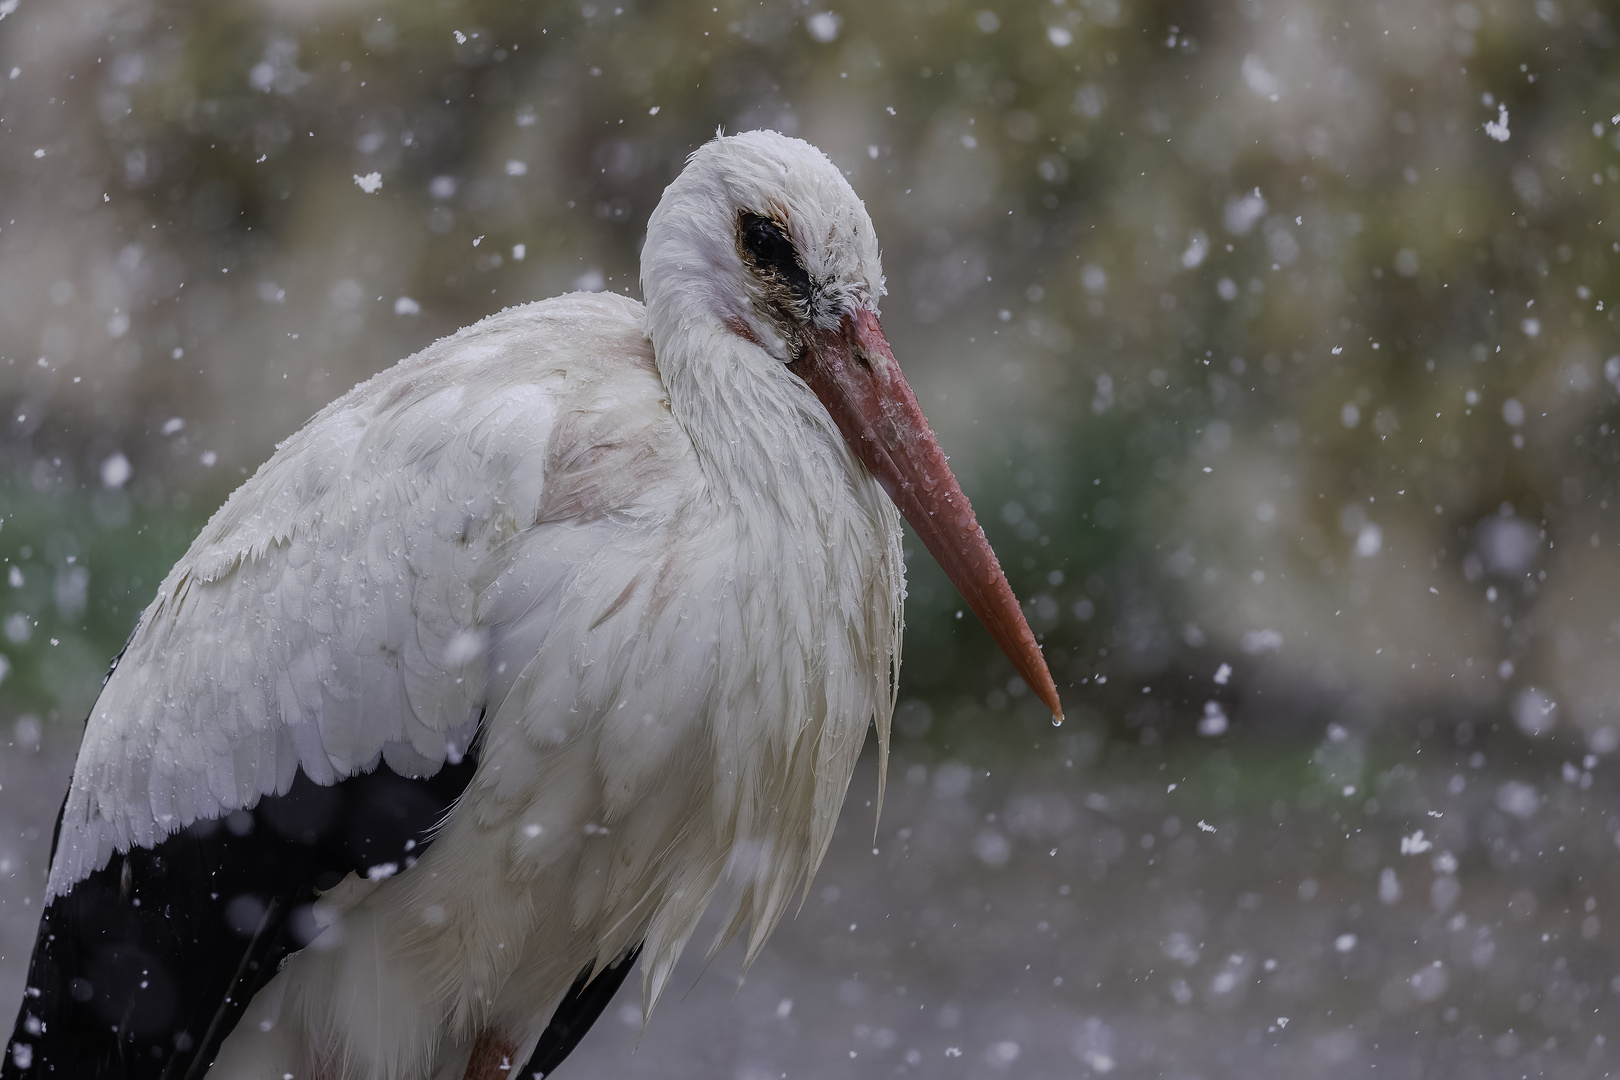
[791,308,1063,721]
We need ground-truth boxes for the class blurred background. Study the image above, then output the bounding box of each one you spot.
[3,0,1620,1074]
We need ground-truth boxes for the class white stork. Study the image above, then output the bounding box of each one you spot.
[4,129,1060,1080]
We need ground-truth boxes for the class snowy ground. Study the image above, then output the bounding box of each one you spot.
[5,718,1616,1079]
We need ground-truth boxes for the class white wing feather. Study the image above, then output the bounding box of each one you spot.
[47,292,665,897]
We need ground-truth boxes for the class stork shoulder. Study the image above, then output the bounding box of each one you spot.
[189,291,670,576]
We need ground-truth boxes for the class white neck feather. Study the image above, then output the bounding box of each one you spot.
[640,175,906,935]
[632,133,906,976]
[644,303,848,516]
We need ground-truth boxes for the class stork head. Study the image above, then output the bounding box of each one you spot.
[642,130,1062,721]
[642,129,884,364]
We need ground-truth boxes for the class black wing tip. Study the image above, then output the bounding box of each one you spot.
[6,755,482,1080]
[520,943,643,1079]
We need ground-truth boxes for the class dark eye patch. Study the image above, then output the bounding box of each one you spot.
[739,212,812,308]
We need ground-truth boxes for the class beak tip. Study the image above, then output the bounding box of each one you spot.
[1023,645,1063,724]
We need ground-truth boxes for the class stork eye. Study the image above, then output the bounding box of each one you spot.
[739,212,812,308]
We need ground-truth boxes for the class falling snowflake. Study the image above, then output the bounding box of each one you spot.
[1485,104,1510,142]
